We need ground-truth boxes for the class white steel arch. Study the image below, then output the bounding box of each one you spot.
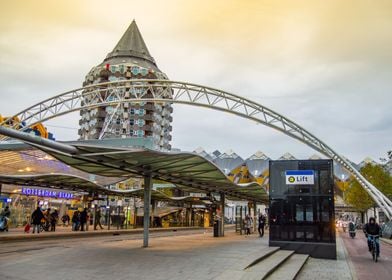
[1,79,391,219]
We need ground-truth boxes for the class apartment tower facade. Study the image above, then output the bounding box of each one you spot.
[78,21,172,150]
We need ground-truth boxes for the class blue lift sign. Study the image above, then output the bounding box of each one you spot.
[285,170,315,185]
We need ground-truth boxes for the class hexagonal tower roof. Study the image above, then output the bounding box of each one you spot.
[99,20,162,72]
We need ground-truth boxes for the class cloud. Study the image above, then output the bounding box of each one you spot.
[0,0,391,164]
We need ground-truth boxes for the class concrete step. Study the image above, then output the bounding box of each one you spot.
[240,250,295,280]
[242,247,281,269]
[213,247,280,280]
[265,254,309,280]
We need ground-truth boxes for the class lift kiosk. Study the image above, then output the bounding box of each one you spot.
[269,159,336,259]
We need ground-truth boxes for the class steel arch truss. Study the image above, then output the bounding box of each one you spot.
[1,79,391,219]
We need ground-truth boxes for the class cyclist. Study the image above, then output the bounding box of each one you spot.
[363,217,381,257]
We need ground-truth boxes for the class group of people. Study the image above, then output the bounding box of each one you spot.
[71,208,89,231]
[243,213,267,237]
[0,205,107,234]
[69,208,104,231]
[25,207,104,233]
[30,207,59,233]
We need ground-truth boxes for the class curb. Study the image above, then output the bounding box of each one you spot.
[380,237,392,246]
[338,234,358,280]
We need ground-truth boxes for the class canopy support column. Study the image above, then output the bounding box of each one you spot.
[188,202,193,226]
[253,202,257,233]
[93,203,97,230]
[151,199,156,228]
[133,197,137,229]
[220,192,225,237]
[106,197,110,231]
[143,173,152,248]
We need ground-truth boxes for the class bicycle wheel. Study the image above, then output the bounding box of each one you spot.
[372,245,376,262]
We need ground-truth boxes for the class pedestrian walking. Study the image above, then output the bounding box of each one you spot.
[258,213,266,237]
[245,215,252,235]
[50,209,59,232]
[42,208,51,231]
[80,208,88,231]
[31,207,44,234]
[72,210,80,231]
[94,208,104,230]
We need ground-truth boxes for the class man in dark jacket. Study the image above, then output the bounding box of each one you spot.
[71,211,80,231]
[363,217,381,256]
[31,207,44,234]
[94,208,104,230]
[50,210,59,232]
[258,213,266,237]
[80,208,88,231]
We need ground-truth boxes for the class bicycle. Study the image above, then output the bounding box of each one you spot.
[39,220,50,232]
[368,234,380,262]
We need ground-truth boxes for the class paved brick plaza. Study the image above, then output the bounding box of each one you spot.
[0,229,354,280]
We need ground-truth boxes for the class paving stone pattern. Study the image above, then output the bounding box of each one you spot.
[0,231,354,280]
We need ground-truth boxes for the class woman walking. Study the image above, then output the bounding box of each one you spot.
[245,215,252,236]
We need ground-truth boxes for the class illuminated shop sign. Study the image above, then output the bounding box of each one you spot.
[21,188,74,199]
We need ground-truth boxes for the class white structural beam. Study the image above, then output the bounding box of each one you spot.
[1,79,391,219]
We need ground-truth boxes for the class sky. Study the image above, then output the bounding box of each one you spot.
[0,0,391,163]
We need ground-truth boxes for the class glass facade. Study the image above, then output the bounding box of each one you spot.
[269,159,336,259]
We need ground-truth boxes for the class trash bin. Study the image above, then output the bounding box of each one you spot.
[213,220,221,237]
